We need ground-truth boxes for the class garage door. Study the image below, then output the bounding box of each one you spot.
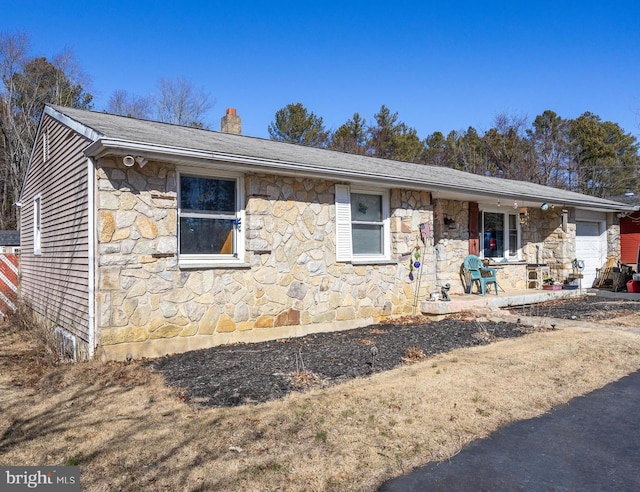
[575,221,606,287]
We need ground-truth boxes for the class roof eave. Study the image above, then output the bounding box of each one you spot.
[45,105,103,141]
[85,138,633,213]
[85,138,441,191]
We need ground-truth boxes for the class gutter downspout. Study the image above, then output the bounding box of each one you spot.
[87,157,96,358]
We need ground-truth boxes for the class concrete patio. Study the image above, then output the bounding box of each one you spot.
[420,288,584,316]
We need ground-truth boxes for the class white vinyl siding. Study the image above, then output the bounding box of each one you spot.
[335,184,390,263]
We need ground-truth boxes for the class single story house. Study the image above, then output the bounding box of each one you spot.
[0,230,20,254]
[19,105,632,360]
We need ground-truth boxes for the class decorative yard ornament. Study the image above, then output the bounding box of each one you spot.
[441,283,451,301]
[370,345,378,369]
[408,245,421,281]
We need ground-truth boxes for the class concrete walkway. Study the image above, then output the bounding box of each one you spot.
[379,357,640,491]
[589,288,640,301]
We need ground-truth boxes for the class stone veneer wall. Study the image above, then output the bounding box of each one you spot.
[492,264,527,290]
[432,202,584,292]
[606,213,620,259]
[433,199,470,295]
[95,159,435,360]
[520,208,574,280]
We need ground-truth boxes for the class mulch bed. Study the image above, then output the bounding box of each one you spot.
[507,295,640,321]
[149,317,539,408]
[149,295,638,408]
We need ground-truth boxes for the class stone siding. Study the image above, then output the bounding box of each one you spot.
[432,202,584,292]
[520,207,573,280]
[95,159,435,359]
[606,213,620,259]
[492,263,527,290]
[433,199,470,295]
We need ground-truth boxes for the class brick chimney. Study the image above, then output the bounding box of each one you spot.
[221,108,242,134]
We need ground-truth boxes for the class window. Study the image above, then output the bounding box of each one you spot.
[480,209,520,260]
[335,185,390,262]
[177,171,244,266]
[33,195,42,255]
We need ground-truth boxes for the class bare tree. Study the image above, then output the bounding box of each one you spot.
[483,112,536,181]
[107,89,153,119]
[0,32,92,229]
[0,32,32,229]
[155,77,213,128]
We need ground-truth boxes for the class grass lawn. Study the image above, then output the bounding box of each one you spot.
[1,311,640,491]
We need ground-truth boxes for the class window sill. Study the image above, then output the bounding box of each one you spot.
[351,259,397,266]
[178,262,252,270]
[485,260,525,266]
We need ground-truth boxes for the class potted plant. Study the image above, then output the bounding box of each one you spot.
[542,276,562,290]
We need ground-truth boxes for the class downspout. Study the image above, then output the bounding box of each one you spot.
[87,157,96,358]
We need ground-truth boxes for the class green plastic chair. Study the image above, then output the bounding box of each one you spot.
[463,255,498,295]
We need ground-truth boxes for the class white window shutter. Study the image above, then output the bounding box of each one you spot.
[335,184,352,262]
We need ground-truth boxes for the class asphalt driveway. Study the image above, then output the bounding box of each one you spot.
[379,368,640,491]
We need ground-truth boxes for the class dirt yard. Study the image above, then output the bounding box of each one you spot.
[1,295,640,491]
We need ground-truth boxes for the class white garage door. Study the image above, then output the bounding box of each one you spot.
[575,221,606,288]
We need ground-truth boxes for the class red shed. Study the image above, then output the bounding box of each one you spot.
[610,192,640,265]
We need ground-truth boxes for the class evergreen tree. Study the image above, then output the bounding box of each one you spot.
[482,113,536,181]
[424,131,448,166]
[367,105,425,162]
[329,112,367,154]
[527,110,571,187]
[268,102,329,147]
[569,112,640,197]
[0,33,93,228]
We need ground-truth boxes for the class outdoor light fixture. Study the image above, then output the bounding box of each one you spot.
[123,155,148,168]
[540,202,549,211]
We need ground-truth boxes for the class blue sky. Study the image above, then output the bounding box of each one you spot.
[3,1,639,140]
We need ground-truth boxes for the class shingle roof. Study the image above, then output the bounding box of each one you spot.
[0,230,20,246]
[609,192,640,207]
[47,105,631,212]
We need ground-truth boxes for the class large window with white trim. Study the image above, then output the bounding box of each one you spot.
[178,171,244,265]
[480,209,520,260]
[335,184,390,262]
